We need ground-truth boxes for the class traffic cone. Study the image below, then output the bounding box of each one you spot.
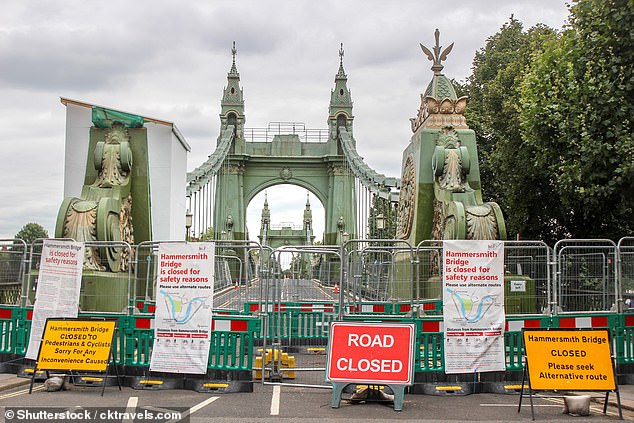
[334,284,339,294]
[235,279,239,289]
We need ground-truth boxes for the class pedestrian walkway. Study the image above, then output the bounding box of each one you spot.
[0,373,31,392]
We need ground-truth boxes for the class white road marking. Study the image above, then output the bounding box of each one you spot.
[122,396,138,423]
[164,396,219,423]
[480,403,561,407]
[270,384,281,415]
[189,396,220,415]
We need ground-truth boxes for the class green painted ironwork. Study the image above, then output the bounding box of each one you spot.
[398,30,506,245]
[186,43,397,245]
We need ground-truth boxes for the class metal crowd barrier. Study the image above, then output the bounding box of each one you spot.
[2,237,634,390]
[0,305,260,373]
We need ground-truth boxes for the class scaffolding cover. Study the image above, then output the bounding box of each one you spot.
[92,107,144,128]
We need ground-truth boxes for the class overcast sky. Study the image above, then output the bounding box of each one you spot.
[0,1,571,241]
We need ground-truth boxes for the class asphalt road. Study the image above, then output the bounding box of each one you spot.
[213,278,337,311]
[6,279,627,422]
[1,380,631,422]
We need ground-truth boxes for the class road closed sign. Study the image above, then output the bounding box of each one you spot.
[326,322,415,385]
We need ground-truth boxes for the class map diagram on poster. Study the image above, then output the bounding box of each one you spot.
[445,289,499,323]
[159,290,210,324]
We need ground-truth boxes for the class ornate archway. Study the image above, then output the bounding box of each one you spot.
[186,43,397,245]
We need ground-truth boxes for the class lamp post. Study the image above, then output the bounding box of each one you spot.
[337,215,345,245]
[337,231,349,319]
[185,209,193,241]
[226,215,234,240]
[376,213,385,239]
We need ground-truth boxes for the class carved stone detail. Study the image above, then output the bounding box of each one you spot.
[280,168,293,180]
[466,205,498,240]
[63,199,104,271]
[431,200,445,242]
[328,164,348,176]
[94,123,131,188]
[411,96,469,132]
[411,30,469,133]
[118,194,134,271]
[396,154,416,239]
[436,128,468,192]
[222,163,245,175]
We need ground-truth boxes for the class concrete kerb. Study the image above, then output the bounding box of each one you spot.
[561,386,634,413]
[0,373,30,391]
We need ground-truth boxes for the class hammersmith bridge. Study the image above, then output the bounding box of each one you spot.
[185,43,400,246]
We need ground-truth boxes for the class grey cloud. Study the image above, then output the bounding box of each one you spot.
[0,0,570,239]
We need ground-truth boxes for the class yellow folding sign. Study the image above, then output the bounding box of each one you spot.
[37,319,116,372]
[523,329,615,391]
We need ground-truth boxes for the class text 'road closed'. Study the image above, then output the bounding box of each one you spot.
[326,322,414,385]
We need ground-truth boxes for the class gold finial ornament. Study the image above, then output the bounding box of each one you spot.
[420,29,454,75]
[339,43,344,66]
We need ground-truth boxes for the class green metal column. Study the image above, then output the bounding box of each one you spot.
[214,161,246,240]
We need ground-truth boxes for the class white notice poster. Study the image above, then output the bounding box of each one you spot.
[442,240,505,374]
[150,242,215,374]
[26,240,84,360]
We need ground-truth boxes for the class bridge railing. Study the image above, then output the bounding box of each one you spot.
[243,122,329,143]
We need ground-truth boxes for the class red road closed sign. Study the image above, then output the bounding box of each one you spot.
[326,322,415,385]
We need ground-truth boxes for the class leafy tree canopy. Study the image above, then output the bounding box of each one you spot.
[460,17,559,242]
[14,222,48,245]
[198,227,215,241]
[520,0,634,239]
[460,0,633,242]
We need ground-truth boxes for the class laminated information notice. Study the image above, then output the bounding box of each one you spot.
[149,242,215,374]
[442,240,505,373]
[26,240,84,360]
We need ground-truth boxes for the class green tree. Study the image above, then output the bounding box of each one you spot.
[198,227,215,241]
[459,17,559,241]
[520,0,634,239]
[14,222,48,245]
